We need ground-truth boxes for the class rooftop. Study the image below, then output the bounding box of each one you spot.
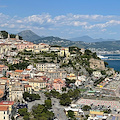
[0,101,14,105]
[0,106,8,111]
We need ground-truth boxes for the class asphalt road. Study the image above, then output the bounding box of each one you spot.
[51,98,68,120]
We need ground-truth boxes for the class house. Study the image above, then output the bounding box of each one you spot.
[0,65,8,75]
[28,79,46,91]
[24,85,32,94]
[93,71,102,78]
[10,70,24,79]
[67,73,76,80]
[36,63,59,72]
[0,106,9,120]
[0,101,14,114]
[46,70,67,80]
[75,80,82,87]
[52,78,65,92]
[64,107,84,117]
[9,82,24,102]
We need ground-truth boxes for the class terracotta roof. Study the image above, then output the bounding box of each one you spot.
[0,89,4,98]
[24,85,32,88]
[0,65,5,67]
[0,77,7,80]
[25,69,31,71]
[0,106,8,111]
[21,78,28,81]
[15,70,24,73]
[0,101,14,105]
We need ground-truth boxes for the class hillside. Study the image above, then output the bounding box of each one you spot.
[70,36,118,43]
[18,30,120,51]
[18,30,41,41]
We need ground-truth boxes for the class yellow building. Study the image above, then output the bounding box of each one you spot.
[67,73,77,80]
[28,79,46,91]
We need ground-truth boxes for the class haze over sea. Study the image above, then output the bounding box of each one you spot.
[104,54,120,71]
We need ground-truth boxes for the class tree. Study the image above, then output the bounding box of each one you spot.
[23,92,40,102]
[82,105,91,111]
[45,99,52,109]
[60,93,71,106]
[32,104,54,120]
[62,87,66,92]
[68,110,75,118]
[18,108,29,116]
[23,115,30,120]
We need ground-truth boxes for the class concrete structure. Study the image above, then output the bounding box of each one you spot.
[89,58,105,70]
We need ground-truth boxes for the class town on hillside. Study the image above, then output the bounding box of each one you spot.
[0,31,120,120]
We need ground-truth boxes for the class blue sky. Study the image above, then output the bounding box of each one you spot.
[0,0,120,40]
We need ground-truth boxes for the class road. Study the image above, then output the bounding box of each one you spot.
[51,98,68,120]
[27,92,46,112]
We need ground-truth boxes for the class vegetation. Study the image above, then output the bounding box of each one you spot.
[23,92,40,102]
[8,62,29,70]
[59,93,71,106]
[82,105,91,111]
[45,99,52,109]
[67,110,75,119]
[32,104,54,120]
[0,31,22,39]
[102,109,111,114]
[18,108,29,120]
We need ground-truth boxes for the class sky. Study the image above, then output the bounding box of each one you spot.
[0,0,120,40]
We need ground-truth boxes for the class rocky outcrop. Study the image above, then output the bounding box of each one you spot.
[89,58,105,70]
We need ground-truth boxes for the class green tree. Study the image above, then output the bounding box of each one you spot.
[18,108,29,116]
[68,110,75,118]
[45,99,52,109]
[60,93,71,106]
[82,105,91,111]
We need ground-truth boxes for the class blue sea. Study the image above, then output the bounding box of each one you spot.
[103,54,120,71]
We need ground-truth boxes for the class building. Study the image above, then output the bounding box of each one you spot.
[0,101,14,114]
[28,79,46,91]
[93,71,102,78]
[67,73,76,80]
[36,63,59,72]
[24,85,32,94]
[0,65,8,75]
[0,106,9,120]
[52,78,65,92]
[88,110,107,120]
[46,70,67,80]
[64,107,84,118]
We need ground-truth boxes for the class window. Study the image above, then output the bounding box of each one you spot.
[4,116,5,119]
[4,111,5,114]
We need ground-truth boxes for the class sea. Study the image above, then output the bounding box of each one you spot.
[102,54,120,71]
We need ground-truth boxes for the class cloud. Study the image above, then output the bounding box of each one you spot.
[0,12,120,38]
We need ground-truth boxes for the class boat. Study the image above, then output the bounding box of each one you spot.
[97,55,108,59]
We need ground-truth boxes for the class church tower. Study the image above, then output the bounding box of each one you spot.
[16,34,19,40]
[8,33,10,40]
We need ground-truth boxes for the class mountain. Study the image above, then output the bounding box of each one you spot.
[17,30,120,51]
[70,35,94,42]
[31,36,85,48]
[70,36,117,43]
[18,30,41,41]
